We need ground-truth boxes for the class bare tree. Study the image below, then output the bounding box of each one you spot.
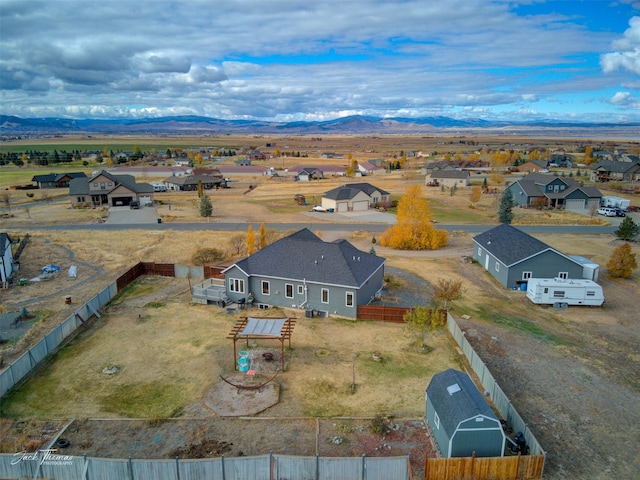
[0,192,11,212]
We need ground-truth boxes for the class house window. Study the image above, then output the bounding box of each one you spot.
[558,272,568,279]
[76,196,85,203]
[93,182,98,187]
[261,281,270,295]
[285,284,294,298]
[228,278,245,293]
[321,288,329,304]
[100,182,106,189]
[434,412,440,430]
[522,272,532,280]
[297,285,304,295]
[553,290,565,298]
[478,248,483,256]
[495,263,500,272]
[346,292,354,307]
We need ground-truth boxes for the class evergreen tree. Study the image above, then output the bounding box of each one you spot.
[615,216,639,241]
[199,194,212,218]
[498,190,516,224]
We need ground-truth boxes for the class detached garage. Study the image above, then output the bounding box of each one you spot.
[426,369,506,458]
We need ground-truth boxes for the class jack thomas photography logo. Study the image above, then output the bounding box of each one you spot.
[11,448,74,466]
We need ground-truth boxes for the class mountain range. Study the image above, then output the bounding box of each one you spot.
[1,114,639,136]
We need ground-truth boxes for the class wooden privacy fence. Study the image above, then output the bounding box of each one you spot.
[358,305,447,324]
[425,453,545,480]
[116,263,227,291]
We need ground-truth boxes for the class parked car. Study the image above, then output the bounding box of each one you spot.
[312,205,326,212]
[614,208,626,217]
[597,207,616,217]
[130,201,140,209]
[539,169,550,173]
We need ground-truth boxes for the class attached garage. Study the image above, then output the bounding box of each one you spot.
[352,200,369,211]
[336,202,348,212]
[426,369,506,458]
[111,196,133,206]
[564,198,585,211]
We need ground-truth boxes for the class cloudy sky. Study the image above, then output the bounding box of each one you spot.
[1,0,640,122]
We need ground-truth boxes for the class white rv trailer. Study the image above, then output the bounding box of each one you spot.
[600,196,630,211]
[526,278,604,306]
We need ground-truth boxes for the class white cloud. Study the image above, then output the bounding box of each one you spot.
[601,16,640,75]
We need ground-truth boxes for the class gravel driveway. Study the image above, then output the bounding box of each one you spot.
[106,205,159,224]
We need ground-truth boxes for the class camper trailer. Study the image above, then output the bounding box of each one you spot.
[601,196,630,211]
[526,278,604,307]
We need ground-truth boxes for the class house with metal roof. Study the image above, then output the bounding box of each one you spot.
[69,170,154,207]
[222,229,386,317]
[426,369,506,458]
[31,172,87,189]
[473,224,585,289]
[505,173,601,212]
[321,183,390,212]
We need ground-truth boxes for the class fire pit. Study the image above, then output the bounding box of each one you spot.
[262,352,274,361]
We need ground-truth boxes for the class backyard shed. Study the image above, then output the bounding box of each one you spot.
[426,369,506,458]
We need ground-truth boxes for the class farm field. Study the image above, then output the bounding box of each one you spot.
[1,134,640,479]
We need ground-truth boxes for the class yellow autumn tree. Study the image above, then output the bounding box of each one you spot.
[246,225,255,255]
[259,222,267,249]
[380,185,448,250]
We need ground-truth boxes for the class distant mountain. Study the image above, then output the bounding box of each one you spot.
[1,114,638,136]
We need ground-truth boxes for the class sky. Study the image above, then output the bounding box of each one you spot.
[1,0,640,123]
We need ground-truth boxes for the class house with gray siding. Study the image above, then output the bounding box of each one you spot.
[426,369,506,458]
[473,224,585,289]
[505,173,601,212]
[223,229,385,317]
[1,233,15,287]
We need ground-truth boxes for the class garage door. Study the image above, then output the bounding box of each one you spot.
[565,199,585,211]
[337,202,348,213]
[112,196,133,206]
[352,201,369,211]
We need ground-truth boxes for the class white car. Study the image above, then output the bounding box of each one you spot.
[539,169,550,173]
[597,207,617,217]
[312,205,326,212]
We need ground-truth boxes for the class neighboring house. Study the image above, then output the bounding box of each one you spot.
[425,170,470,188]
[296,167,324,181]
[234,159,252,166]
[288,165,346,178]
[473,224,585,288]
[426,369,506,458]
[321,183,390,212]
[164,174,226,191]
[69,170,154,207]
[216,165,268,177]
[505,173,601,212]
[223,229,386,318]
[516,160,548,173]
[31,172,87,189]
[0,233,15,287]
[320,152,343,159]
[590,158,640,183]
[358,161,385,175]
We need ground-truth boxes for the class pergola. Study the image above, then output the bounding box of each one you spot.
[227,317,296,371]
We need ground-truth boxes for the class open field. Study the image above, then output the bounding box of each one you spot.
[1,134,640,479]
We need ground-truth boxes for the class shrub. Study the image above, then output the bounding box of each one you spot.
[192,247,225,266]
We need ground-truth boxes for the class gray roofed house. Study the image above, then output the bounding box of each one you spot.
[590,158,640,183]
[69,170,154,207]
[321,183,390,212]
[164,174,226,191]
[473,224,585,288]
[223,228,386,317]
[426,369,506,458]
[425,170,470,188]
[32,172,87,189]
[505,172,601,212]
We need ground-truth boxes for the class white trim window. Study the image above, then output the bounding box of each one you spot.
[321,288,329,304]
[297,285,304,295]
[261,281,270,295]
[229,278,245,293]
[477,247,483,256]
[522,271,532,280]
[558,272,568,279]
[495,263,500,272]
[285,284,294,298]
[434,411,440,430]
[346,292,354,307]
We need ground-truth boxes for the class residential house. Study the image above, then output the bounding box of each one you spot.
[425,170,470,188]
[0,233,15,287]
[321,183,390,212]
[223,229,386,317]
[590,158,640,183]
[288,164,346,179]
[296,167,324,181]
[31,172,87,189]
[426,369,506,458]
[473,224,586,289]
[108,166,192,177]
[69,170,154,207]
[320,152,344,159]
[164,174,226,191]
[357,161,385,175]
[516,160,549,173]
[505,173,601,212]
